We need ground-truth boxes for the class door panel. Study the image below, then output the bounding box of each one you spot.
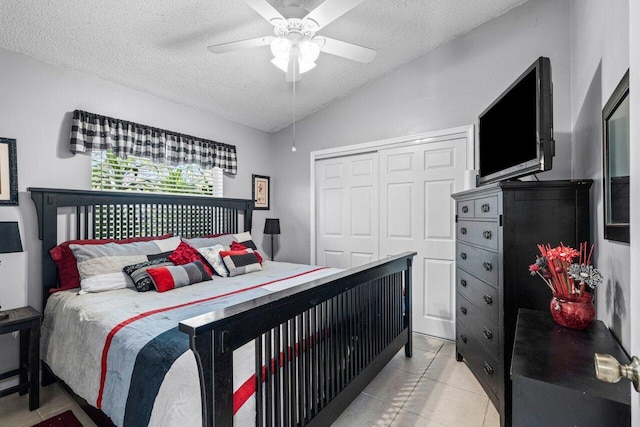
[380,138,467,339]
[315,152,379,269]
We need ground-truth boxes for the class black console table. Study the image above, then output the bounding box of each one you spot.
[510,309,631,426]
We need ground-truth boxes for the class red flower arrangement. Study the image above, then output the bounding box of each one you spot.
[528,242,602,298]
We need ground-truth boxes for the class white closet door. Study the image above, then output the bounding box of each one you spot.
[380,138,467,339]
[315,153,379,269]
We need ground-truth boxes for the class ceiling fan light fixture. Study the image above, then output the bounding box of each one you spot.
[298,39,320,63]
[270,37,292,59]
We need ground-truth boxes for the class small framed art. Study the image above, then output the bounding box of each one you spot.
[252,174,270,210]
[0,138,18,205]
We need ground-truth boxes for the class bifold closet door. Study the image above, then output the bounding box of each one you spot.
[379,138,467,339]
[315,152,379,269]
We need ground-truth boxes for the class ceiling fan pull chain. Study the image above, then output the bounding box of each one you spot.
[292,62,297,153]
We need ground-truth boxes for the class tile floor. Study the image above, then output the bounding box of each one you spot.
[0,333,498,427]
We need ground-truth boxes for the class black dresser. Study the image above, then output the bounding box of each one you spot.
[452,179,592,426]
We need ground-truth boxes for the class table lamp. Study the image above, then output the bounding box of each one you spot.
[0,222,23,320]
[263,218,281,261]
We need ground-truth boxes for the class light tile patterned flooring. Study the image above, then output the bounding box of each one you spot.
[0,334,498,427]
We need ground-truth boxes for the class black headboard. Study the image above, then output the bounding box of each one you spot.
[29,188,254,307]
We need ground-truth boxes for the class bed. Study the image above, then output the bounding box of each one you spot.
[30,187,415,426]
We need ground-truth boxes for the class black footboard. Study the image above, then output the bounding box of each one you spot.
[179,252,415,426]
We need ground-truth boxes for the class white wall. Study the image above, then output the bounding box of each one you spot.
[271,0,573,265]
[0,47,273,316]
[628,0,639,419]
[569,0,630,349]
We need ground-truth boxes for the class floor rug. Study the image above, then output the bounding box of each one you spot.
[32,410,83,427]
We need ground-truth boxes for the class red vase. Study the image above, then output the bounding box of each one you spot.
[549,292,595,330]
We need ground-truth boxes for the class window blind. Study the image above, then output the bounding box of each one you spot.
[92,151,223,197]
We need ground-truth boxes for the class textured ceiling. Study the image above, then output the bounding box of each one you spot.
[0,0,527,132]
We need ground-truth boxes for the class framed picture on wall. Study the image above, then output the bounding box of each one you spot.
[0,138,18,205]
[252,174,270,210]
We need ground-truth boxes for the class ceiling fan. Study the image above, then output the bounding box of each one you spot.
[207,0,377,82]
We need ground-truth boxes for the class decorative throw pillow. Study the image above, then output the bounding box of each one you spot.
[49,233,174,293]
[232,231,257,250]
[197,244,230,277]
[182,234,235,249]
[231,241,263,265]
[70,240,175,293]
[219,248,262,277]
[168,241,214,276]
[146,261,212,292]
[123,257,174,292]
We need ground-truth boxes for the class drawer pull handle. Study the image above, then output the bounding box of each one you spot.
[483,294,493,305]
[460,227,467,235]
[483,261,492,271]
[483,327,493,340]
[460,306,467,315]
[460,252,467,260]
[481,203,490,213]
[483,361,494,376]
[460,279,467,287]
[483,230,492,239]
[462,205,469,213]
[460,334,468,344]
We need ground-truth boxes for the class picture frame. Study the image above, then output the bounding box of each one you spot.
[602,69,630,243]
[0,138,18,206]
[252,174,270,210]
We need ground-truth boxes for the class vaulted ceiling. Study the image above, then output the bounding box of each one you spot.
[0,0,527,132]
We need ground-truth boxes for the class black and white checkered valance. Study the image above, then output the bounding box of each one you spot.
[69,110,238,174]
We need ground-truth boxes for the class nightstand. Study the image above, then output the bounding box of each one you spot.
[0,306,41,410]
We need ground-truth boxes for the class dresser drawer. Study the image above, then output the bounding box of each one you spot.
[456,321,499,396]
[456,243,499,285]
[457,200,475,218]
[456,268,499,324]
[474,195,499,219]
[457,220,499,251]
[457,293,499,357]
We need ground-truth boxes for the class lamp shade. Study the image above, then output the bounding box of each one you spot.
[0,222,22,253]
[264,218,281,235]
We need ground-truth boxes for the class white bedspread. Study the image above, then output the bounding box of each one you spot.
[41,261,341,427]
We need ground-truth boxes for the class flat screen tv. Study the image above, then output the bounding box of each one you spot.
[477,56,555,186]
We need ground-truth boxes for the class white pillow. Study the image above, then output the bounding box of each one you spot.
[197,244,230,277]
[70,240,170,293]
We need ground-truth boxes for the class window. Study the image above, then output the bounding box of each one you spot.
[91,151,223,197]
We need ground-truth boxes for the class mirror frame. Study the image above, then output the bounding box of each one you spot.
[602,69,630,243]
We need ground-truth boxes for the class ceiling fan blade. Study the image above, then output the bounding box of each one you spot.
[316,37,377,63]
[303,0,367,30]
[244,0,287,26]
[207,36,274,54]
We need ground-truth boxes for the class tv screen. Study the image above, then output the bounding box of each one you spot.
[477,56,554,185]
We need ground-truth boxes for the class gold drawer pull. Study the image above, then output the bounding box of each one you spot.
[460,227,467,235]
[483,294,493,305]
[483,261,492,271]
[461,205,469,213]
[483,230,492,239]
[481,203,490,213]
[460,279,467,287]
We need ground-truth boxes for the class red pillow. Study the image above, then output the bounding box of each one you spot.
[230,241,263,265]
[167,241,214,276]
[49,233,174,293]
